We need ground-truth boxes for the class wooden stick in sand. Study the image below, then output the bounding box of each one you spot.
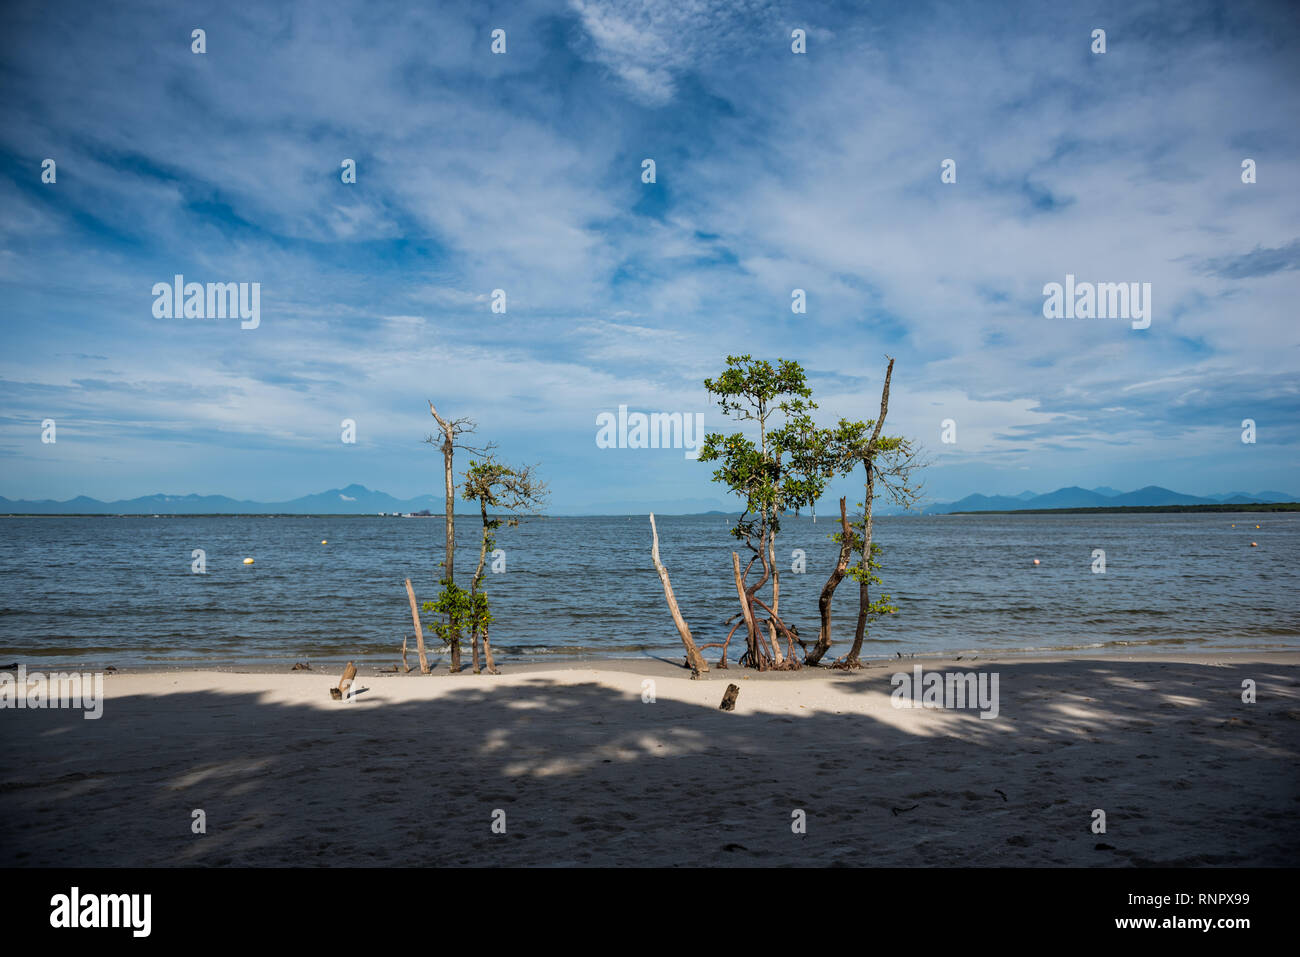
[405,578,432,674]
[649,513,709,677]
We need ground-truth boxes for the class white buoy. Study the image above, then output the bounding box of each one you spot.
[243,557,255,564]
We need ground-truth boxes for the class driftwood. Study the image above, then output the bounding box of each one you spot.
[404,578,431,674]
[731,552,760,666]
[649,514,708,676]
[401,636,412,674]
[719,684,741,712]
[330,661,357,700]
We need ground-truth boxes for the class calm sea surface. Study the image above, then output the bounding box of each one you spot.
[0,513,1296,668]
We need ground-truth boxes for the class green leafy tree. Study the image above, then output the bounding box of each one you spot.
[423,579,474,659]
[456,455,547,674]
[699,356,840,669]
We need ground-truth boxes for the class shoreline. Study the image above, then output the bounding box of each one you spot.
[5,643,1298,676]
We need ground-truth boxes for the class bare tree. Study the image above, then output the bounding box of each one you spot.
[425,400,493,673]
[827,359,925,669]
[805,496,853,666]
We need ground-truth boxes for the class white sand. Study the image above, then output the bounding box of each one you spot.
[2,652,1298,866]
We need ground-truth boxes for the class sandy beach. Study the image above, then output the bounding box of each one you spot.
[2,652,1298,867]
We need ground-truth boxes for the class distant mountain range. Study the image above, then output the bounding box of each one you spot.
[0,484,444,515]
[2,483,1296,516]
[924,485,1300,514]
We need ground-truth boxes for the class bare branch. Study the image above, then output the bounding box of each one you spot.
[650,514,709,676]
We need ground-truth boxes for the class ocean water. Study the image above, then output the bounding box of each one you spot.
[0,512,1296,668]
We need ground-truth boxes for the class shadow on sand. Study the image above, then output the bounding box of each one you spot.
[2,658,1298,866]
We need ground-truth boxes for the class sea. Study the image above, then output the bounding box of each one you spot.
[0,512,1296,668]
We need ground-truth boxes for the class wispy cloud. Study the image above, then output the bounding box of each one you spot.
[1201,238,1300,279]
[0,0,1297,509]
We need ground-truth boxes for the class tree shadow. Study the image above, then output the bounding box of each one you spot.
[1,658,1297,867]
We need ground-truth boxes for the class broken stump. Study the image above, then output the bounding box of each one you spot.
[719,683,740,712]
[330,661,357,700]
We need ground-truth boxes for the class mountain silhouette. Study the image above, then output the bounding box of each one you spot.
[925,485,1298,514]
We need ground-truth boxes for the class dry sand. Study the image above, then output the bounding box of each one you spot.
[2,652,1298,866]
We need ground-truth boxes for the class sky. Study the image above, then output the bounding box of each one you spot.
[1,0,1298,514]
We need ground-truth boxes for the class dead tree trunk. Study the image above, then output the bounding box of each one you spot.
[428,401,462,673]
[837,358,894,670]
[732,551,762,668]
[841,464,876,667]
[806,497,852,666]
[767,524,784,666]
[469,500,490,675]
[649,514,709,676]
[404,578,431,674]
[481,623,499,674]
[428,403,456,583]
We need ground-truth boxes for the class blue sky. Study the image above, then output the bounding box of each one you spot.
[1,0,1297,513]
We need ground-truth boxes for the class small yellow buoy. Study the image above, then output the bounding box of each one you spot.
[1032,559,1041,566]
[243,557,254,564]
[321,540,328,545]
[1231,524,1236,527]
[1255,525,1260,529]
